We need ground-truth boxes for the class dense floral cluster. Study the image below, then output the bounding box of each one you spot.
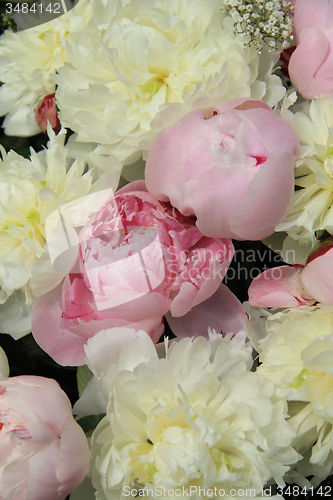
[223,0,294,52]
[1,1,333,499]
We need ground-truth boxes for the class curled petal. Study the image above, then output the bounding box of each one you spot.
[289,28,333,99]
[166,283,246,338]
[302,248,333,304]
[248,265,315,308]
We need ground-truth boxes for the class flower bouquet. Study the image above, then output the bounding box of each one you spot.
[1,0,333,499]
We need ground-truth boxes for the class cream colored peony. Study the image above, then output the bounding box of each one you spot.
[0,0,94,136]
[81,328,298,499]
[252,304,333,487]
[277,94,333,250]
[55,0,285,171]
[0,126,119,338]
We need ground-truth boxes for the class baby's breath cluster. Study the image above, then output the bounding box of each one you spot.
[223,0,294,52]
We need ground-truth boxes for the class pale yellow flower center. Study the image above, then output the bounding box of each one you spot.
[140,78,164,97]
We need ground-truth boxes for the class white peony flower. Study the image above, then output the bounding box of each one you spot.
[82,328,297,499]
[0,0,94,136]
[276,94,333,249]
[55,0,285,171]
[0,126,120,338]
[254,304,333,487]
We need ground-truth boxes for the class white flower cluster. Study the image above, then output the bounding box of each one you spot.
[0,0,94,136]
[55,0,285,172]
[248,304,333,487]
[0,126,119,339]
[277,94,333,250]
[80,328,298,500]
[223,0,294,52]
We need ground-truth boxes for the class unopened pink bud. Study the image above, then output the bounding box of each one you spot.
[35,93,61,134]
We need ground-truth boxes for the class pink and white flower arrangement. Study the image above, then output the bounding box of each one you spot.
[2,0,333,498]
[31,181,236,366]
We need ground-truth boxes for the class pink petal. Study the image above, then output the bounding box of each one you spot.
[293,0,333,43]
[145,116,187,210]
[289,28,333,99]
[229,150,296,240]
[235,109,300,156]
[213,98,272,114]
[301,249,333,304]
[315,28,333,80]
[31,283,165,366]
[170,282,198,317]
[170,238,234,316]
[115,179,147,194]
[248,265,315,308]
[56,418,90,496]
[1,453,30,499]
[185,162,256,238]
[7,377,71,437]
[166,283,246,338]
[31,284,88,366]
[25,440,62,500]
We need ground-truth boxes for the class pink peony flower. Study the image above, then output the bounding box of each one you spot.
[35,94,61,135]
[0,375,89,500]
[31,181,234,366]
[289,0,333,99]
[248,237,333,307]
[145,98,299,241]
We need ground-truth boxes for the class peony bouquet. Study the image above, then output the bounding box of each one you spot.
[1,0,333,499]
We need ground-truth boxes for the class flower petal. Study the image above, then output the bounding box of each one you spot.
[248,265,315,308]
[166,283,245,338]
[229,151,296,240]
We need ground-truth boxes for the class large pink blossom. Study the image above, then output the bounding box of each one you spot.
[289,0,333,99]
[31,181,234,365]
[0,376,89,500]
[145,98,299,240]
[248,237,333,307]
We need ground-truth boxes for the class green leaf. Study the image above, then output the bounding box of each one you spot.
[77,365,93,397]
[77,414,106,433]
